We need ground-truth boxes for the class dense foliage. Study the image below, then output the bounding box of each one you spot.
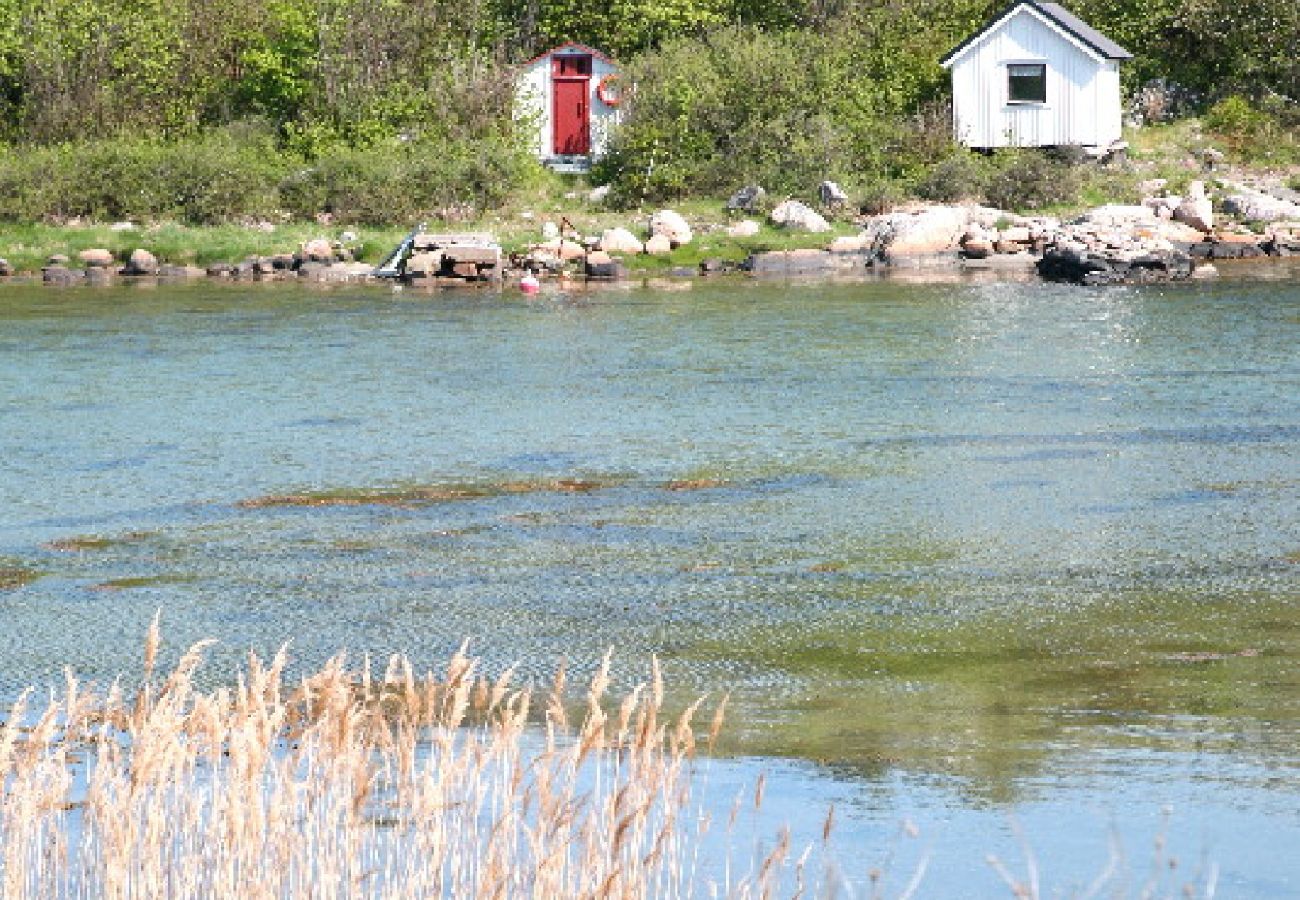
[0,0,1295,222]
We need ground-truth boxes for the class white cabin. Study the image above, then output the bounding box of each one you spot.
[941,0,1132,150]
[516,42,622,172]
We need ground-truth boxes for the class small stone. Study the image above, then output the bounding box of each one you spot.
[727,220,761,238]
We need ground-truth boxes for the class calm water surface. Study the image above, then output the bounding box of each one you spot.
[1,272,1297,895]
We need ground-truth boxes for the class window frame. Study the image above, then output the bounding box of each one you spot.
[1005,62,1048,106]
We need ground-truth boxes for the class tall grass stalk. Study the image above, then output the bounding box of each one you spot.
[0,633,744,898]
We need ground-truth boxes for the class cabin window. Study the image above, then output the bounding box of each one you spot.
[1007,63,1047,103]
[553,55,592,77]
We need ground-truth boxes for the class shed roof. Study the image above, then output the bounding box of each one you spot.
[940,0,1133,67]
[521,41,616,68]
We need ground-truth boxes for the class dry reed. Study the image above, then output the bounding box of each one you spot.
[0,626,753,899]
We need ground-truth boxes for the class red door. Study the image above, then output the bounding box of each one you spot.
[552,55,591,155]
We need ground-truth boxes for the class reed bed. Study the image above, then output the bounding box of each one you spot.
[0,621,1226,899]
[0,620,757,899]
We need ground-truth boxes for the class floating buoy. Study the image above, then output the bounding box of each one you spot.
[520,274,541,294]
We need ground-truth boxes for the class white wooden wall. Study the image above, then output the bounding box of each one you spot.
[515,49,622,162]
[949,7,1122,148]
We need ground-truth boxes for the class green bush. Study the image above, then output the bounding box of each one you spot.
[1203,95,1300,164]
[983,150,1081,211]
[594,26,959,206]
[279,136,535,225]
[914,151,989,203]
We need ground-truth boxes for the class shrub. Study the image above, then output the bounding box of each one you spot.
[1203,95,1300,164]
[983,150,1081,211]
[915,151,989,203]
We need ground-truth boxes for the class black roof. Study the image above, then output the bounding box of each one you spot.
[940,0,1133,66]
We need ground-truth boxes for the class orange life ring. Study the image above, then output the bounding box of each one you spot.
[596,74,622,107]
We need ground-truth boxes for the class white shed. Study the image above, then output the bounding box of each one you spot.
[941,0,1132,150]
[516,42,622,171]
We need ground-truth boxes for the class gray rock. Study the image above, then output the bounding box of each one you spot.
[743,248,836,275]
[818,181,849,206]
[158,265,206,278]
[727,185,766,214]
[43,265,84,284]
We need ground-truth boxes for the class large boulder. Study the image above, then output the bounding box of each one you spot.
[302,238,334,262]
[599,227,643,254]
[649,209,693,246]
[769,199,831,233]
[1221,187,1300,223]
[644,233,673,255]
[78,248,115,268]
[863,205,968,257]
[1173,197,1213,233]
[122,248,159,276]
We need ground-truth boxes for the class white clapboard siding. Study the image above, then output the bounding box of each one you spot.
[946,4,1125,149]
[515,43,622,164]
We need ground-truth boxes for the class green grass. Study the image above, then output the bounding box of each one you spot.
[0,193,856,277]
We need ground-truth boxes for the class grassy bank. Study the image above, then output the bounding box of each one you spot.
[1,112,1297,280]
[0,198,861,277]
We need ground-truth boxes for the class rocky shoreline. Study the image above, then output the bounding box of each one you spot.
[5,178,1300,289]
